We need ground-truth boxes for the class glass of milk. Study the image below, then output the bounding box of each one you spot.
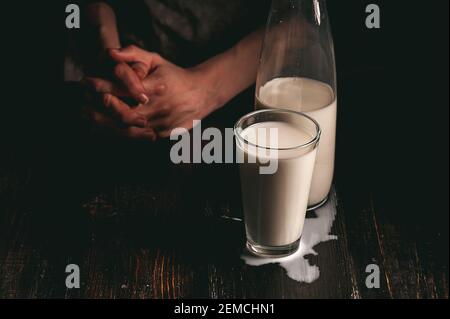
[255,0,337,210]
[235,109,321,257]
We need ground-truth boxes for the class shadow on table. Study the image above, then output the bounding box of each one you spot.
[27,81,257,266]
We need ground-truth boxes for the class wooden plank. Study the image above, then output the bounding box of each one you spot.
[337,186,391,298]
[0,150,447,299]
[206,190,361,299]
[372,196,449,299]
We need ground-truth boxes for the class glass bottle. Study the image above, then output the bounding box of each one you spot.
[255,0,337,209]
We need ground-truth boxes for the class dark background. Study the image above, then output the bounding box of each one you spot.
[0,0,448,292]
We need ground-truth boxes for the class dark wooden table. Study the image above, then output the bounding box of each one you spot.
[0,0,448,301]
[0,137,448,299]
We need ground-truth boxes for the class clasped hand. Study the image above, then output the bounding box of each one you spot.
[84,45,218,140]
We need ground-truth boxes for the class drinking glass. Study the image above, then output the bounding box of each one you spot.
[235,109,321,257]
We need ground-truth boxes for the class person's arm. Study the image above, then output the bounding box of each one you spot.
[85,30,265,138]
[85,2,121,50]
[101,29,265,113]
[83,2,149,104]
[80,2,151,136]
[192,29,264,113]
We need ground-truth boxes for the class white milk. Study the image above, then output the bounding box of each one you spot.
[256,77,337,206]
[242,189,338,283]
[238,121,317,247]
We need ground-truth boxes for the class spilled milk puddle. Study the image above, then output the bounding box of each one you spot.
[241,190,338,283]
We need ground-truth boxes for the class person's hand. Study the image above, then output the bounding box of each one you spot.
[82,91,156,141]
[84,3,151,105]
[84,60,150,105]
[89,45,222,138]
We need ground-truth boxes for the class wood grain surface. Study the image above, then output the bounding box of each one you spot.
[0,144,447,299]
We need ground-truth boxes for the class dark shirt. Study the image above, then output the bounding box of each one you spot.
[111,0,270,67]
[65,0,270,120]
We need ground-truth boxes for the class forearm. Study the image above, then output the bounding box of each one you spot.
[85,2,121,49]
[194,30,264,112]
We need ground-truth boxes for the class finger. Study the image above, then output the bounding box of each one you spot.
[156,129,175,139]
[83,77,129,97]
[87,109,156,141]
[141,77,167,97]
[87,109,116,128]
[131,62,149,80]
[103,94,147,128]
[114,63,149,104]
[147,115,173,131]
[118,126,157,141]
[109,45,162,70]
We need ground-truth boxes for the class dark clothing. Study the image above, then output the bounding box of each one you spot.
[113,0,270,67]
[65,0,270,128]
[66,0,270,77]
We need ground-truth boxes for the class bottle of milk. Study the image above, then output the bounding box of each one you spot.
[255,0,337,209]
